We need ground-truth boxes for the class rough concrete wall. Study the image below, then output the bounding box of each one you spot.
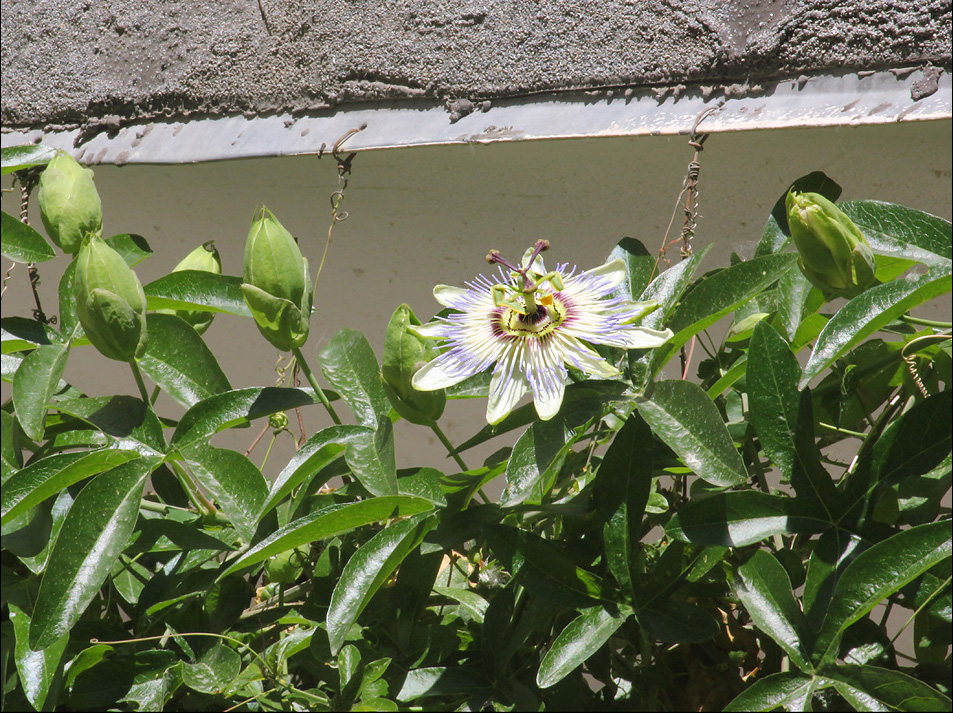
[2,0,950,134]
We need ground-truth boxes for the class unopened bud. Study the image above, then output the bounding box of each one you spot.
[73,235,148,361]
[37,152,103,254]
[241,207,312,351]
[786,191,877,299]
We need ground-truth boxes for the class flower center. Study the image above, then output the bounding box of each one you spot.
[499,293,566,338]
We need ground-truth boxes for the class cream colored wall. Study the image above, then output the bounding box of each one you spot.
[3,121,951,475]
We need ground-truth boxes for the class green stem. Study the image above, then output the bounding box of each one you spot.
[291,347,342,425]
[129,360,150,403]
[168,460,218,517]
[430,422,492,504]
[900,314,952,329]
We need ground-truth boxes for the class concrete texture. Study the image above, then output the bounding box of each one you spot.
[3,0,950,138]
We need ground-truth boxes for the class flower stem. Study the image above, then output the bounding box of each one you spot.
[291,346,342,425]
[901,314,952,329]
[129,360,150,403]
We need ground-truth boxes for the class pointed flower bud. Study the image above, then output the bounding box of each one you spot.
[37,151,103,254]
[786,191,877,299]
[73,235,148,361]
[157,241,222,333]
[241,207,312,351]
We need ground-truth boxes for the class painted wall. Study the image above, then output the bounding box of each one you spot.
[3,121,951,474]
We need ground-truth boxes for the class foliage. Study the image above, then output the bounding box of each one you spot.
[1,147,950,712]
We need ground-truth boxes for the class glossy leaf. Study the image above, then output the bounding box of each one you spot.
[8,599,67,710]
[608,237,657,302]
[747,321,800,479]
[180,444,268,542]
[343,420,398,496]
[53,395,165,456]
[136,313,231,408]
[667,491,828,546]
[735,551,811,673]
[1,210,55,263]
[801,265,952,387]
[382,304,445,424]
[829,664,952,711]
[220,496,435,578]
[432,586,490,622]
[181,643,241,694]
[536,605,628,688]
[104,233,152,267]
[319,328,390,429]
[259,424,359,517]
[502,418,572,506]
[594,412,653,598]
[841,200,953,262]
[327,516,432,653]
[638,380,747,486]
[652,253,798,369]
[638,600,720,644]
[29,458,157,650]
[171,387,315,448]
[144,271,251,317]
[1,144,57,174]
[802,530,866,631]
[12,342,70,441]
[2,449,139,526]
[723,672,816,712]
[485,524,605,607]
[2,316,64,353]
[638,247,710,328]
[814,521,953,665]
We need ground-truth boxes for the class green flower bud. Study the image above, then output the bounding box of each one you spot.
[73,235,148,361]
[157,241,222,333]
[383,304,445,424]
[786,191,877,299]
[241,207,312,351]
[37,151,103,254]
[264,547,308,584]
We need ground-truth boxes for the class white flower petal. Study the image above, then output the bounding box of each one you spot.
[578,259,627,290]
[534,378,566,420]
[411,321,446,338]
[614,327,674,349]
[558,336,620,378]
[487,367,529,424]
[433,285,471,308]
[412,358,474,390]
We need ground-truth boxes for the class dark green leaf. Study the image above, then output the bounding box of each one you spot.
[639,600,720,644]
[608,237,657,302]
[327,516,433,653]
[12,342,70,441]
[344,420,398,496]
[180,444,268,542]
[29,458,158,650]
[502,418,573,506]
[1,144,57,174]
[485,524,605,607]
[594,412,653,598]
[2,316,63,353]
[396,666,485,702]
[67,650,179,711]
[2,449,139,525]
[801,265,952,387]
[181,643,241,695]
[827,664,951,712]
[171,387,314,448]
[802,530,866,631]
[841,200,953,262]
[8,599,67,710]
[651,253,798,372]
[54,395,166,456]
[536,605,629,688]
[220,496,435,578]
[667,491,828,546]
[736,551,812,673]
[319,328,390,429]
[137,313,231,408]
[814,521,953,665]
[1,210,55,263]
[144,271,251,317]
[723,672,815,712]
[747,322,800,480]
[104,233,152,267]
[790,389,839,520]
[638,380,747,486]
